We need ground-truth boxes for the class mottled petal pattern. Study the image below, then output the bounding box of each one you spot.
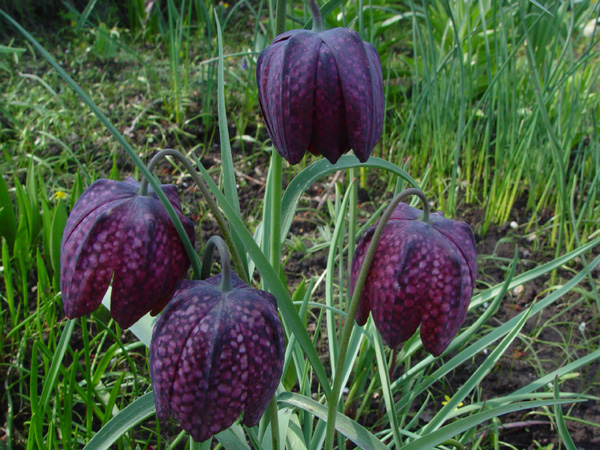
[256,27,384,165]
[280,31,321,164]
[150,277,285,442]
[60,177,194,328]
[351,203,477,356]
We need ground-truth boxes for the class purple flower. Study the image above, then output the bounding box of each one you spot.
[150,276,285,442]
[60,177,195,329]
[256,27,384,165]
[351,203,477,356]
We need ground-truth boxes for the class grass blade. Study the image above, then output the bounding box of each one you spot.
[40,319,75,411]
[278,392,388,450]
[83,392,156,450]
[0,174,17,250]
[401,399,582,450]
[554,379,577,450]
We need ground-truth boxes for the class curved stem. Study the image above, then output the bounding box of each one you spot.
[201,236,232,292]
[307,0,324,32]
[417,190,430,223]
[140,149,248,285]
[323,188,429,450]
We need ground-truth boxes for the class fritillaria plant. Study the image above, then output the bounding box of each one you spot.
[46,0,480,447]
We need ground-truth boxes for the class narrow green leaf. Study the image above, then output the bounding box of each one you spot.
[214,14,240,215]
[83,392,156,450]
[285,413,308,450]
[102,372,125,426]
[1,238,16,324]
[40,319,75,411]
[41,198,52,272]
[261,407,294,450]
[70,172,85,208]
[28,341,42,450]
[49,198,68,282]
[325,182,354,371]
[401,399,582,450]
[77,0,100,29]
[13,178,32,266]
[91,343,119,386]
[372,328,403,448]
[554,380,578,450]
[278,392,388,450]
[35,250,51,299]
[216,424,252,450]
[0,44,25,54]
[0,174,17,249]
[214,13,248,274]
[25,159,41,246]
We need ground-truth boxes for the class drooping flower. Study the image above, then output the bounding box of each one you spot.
[150,275,285,442]
[60,177,195,329]
[351,203,477,356]
[256,27,384,165]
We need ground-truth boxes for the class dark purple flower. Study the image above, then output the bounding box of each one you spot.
[256,27,384,165]
[150,276,285,442]
[351,203,477,356]
[60,177,195,329]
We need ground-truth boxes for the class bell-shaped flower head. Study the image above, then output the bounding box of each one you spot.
[150,275,285,442]
[256,27,384,165]
[351,203,477,356]
[60,177,195,329]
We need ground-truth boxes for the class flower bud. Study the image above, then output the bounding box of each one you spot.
[150,276,285,442]
[256,27,384,165]
[351,203,477,356]
[60,177,194,329]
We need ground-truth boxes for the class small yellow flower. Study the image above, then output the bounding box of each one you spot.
[54,191,67,200]
[441,395,464,410]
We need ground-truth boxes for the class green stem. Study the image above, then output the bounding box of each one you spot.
[268,396,280,450]
[275,0,286,38]
[201,236,233,293]
[323,188,429,450]
[307,0,324,32]
[347,169,357,312]
[265,1,287,448]
[139,149,248,285]
[268,154,283,276]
